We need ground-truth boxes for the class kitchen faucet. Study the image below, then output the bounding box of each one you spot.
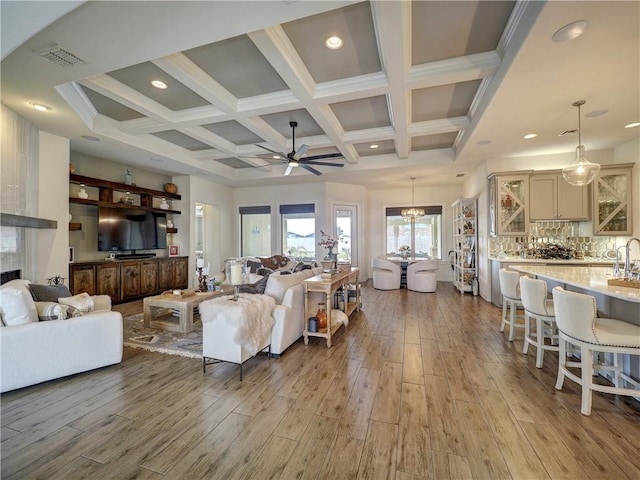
[623,237,640,279]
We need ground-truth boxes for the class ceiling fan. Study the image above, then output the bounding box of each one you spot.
[254,121,344,176]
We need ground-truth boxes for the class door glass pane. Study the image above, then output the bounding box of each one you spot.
[282,213,315,260]
[598,174,628,231]
[336,209,352,263]
[241,213,271,256]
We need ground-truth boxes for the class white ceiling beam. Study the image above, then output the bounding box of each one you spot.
[371,0,411,159]
[409,117,469,137]
[249,26,358,164]
[120,106,228,135]
[343,126,396,144]
[80,76,174,124]
[313,72,389,104]
[406,52,501,90]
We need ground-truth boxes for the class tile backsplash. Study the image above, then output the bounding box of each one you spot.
[489,220,629,258]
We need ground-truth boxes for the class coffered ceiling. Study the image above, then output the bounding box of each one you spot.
[2,1,638,189]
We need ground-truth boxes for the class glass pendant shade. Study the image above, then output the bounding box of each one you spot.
[562,145,600,186]
[401,177,425,221]
[562,100,600,186]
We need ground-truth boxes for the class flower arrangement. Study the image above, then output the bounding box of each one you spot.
[317,230,342,250]
[399,245,411,253]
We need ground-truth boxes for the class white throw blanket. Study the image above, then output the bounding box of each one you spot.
[203,294,276,356]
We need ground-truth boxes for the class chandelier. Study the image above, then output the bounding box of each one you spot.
[402,177,425,221]
[562,100,600,186]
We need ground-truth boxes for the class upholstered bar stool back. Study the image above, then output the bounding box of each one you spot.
[371,258,401,290]
[552,287,640,416]
[498,268,525,341]
[519,275,558,368]
[407,259,438,292]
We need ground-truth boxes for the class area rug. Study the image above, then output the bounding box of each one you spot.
[123,313,202,359]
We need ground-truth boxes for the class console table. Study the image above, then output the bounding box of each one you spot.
[303,267,360,348]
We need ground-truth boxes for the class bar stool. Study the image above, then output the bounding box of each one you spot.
[519,276,558,368]
[552,287,640,416]
[498,268,525,341]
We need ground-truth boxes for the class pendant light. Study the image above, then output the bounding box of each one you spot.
[562,100,600,186]
[401,177,425,221]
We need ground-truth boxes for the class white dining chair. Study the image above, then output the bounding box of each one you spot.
[498,268,525,341]
[552,287,640,416]
[519,275,558,368]
[371,258,401,290]
[406,259,438,292]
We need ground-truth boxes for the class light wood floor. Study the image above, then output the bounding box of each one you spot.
[2,282,639,479]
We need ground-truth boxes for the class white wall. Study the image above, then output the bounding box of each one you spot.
[367,183,463,281]
[35,132,70,283]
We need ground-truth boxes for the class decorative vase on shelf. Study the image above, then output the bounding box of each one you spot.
[159,198,170,210]
[77,186,88,199]
[124,168,133,186]
[164,182,178,194]
[316,303,327,332]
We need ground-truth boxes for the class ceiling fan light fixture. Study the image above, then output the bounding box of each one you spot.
[325,36,343,50]
[289,160,299,167]
[562,100,600,186]
[401,177,425,221]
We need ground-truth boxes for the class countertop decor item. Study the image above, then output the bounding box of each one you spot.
[159,197,170,210]
[164,182,178,194]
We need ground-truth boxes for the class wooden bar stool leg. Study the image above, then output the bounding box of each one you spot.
[580,345,594,415]
[535,317,544,368]
[508,300,516,342]
[555,337,567,390]
[500,299,507,332]
[523,313,531,354]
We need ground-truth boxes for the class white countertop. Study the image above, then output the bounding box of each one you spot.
[490,256,615,264]
[509,265,640,303]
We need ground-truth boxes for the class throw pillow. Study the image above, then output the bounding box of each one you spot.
[58,292,94,313]
[246,260,262,273]
[0,289,38,326]
[28,284,72,302]
[34,301,68,321]
[65,305,85,318]
[237,273,270,295]
[0,279,38,325]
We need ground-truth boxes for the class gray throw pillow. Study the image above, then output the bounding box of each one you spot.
[238,272,270,295]
[28,284,73,302]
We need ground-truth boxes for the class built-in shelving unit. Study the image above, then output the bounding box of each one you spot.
[68,173,181,231]
[452,198,477,294]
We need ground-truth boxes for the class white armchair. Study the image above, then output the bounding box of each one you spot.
[371,258,401,290]
[407,259,438,292]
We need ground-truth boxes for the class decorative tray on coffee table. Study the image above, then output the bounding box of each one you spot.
[161,289,195,298]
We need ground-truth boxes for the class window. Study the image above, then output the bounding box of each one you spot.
[281,204,315,260]
[240,206,271,257]
[386,206,442,258]
[334,205,357,264]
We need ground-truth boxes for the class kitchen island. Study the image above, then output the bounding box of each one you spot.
[509,264,639,386]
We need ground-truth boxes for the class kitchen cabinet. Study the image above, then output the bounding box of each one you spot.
[593,165,633,235]
[452,198,477,294]
[488,173,529,236]
[529,172,590,220]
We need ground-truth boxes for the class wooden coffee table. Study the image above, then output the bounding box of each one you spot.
[143,289,229,333]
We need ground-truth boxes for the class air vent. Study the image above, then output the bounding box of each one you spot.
[456,173,465,178]
[35,44,85,68]
[558,129,578,137]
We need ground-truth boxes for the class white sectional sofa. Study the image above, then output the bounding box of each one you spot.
[263,266,323,355]
[0,279,123,393]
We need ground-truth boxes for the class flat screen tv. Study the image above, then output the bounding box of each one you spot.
[98,207,167,252]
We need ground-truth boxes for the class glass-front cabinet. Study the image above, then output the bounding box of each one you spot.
[593,165,633,235]
[488,174,529,236]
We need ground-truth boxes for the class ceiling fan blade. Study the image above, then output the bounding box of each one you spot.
[284,164,293,176]
[303,152,344,161]
[300,164,322,176]
[303,160,344,167]
[293,144,309,160]
[255,143,286,158]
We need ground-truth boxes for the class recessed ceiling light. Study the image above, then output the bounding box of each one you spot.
[325,36,344,50]
[552,20,588,42]
[81,135,100,142]
[28,102,51,111]
[151,80,167,89]
[624,122,640,129]
[369,144,379,149]
[523,133,537,139]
